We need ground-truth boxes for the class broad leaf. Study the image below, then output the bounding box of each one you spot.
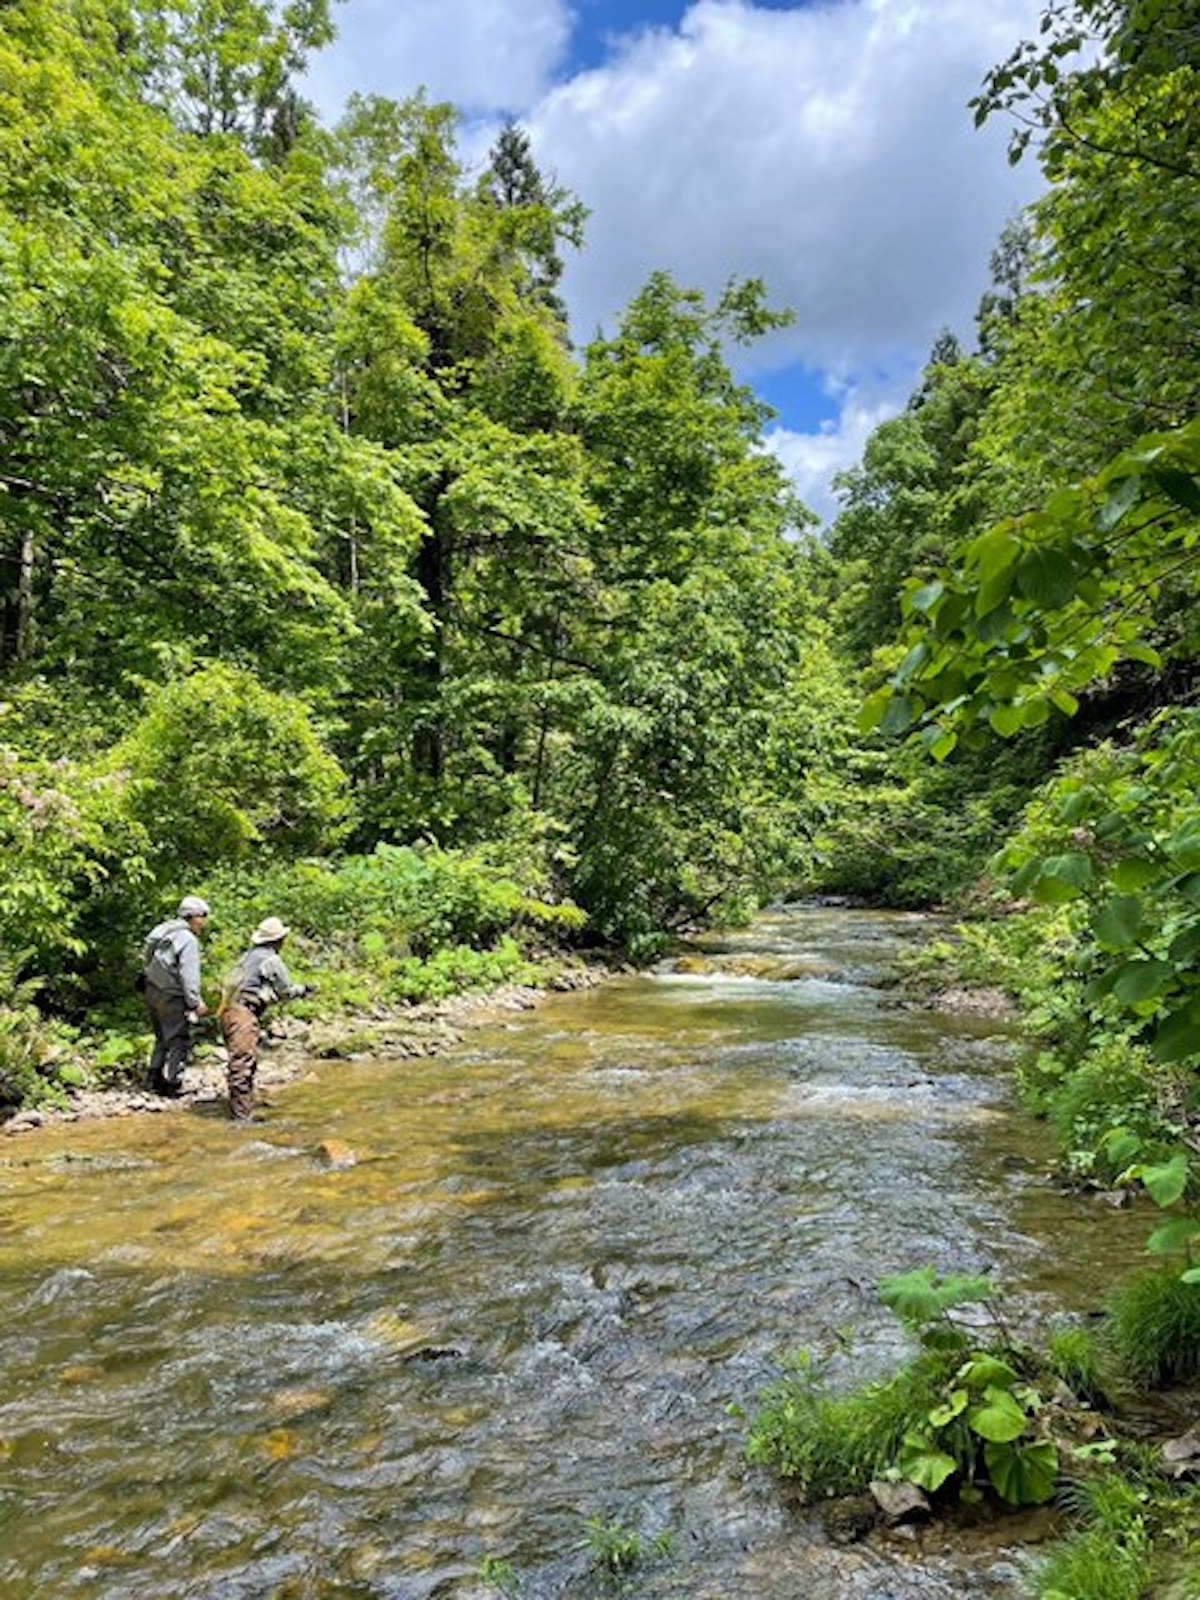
[1146,1217,1200,1255]
[984,1439,1058,1506]
[1111,958,1173,1006]
[968,1387,1027,1444]
[897,1431,959,1493]
[1091,896,1144,951]
[928,1389,969,1427]
[1140,1154,1189,1209]
[1154,1002,1200,1064]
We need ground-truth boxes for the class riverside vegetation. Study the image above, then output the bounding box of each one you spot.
[2,0,1200,1593]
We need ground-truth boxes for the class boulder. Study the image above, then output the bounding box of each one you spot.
[869,1479,932,1524]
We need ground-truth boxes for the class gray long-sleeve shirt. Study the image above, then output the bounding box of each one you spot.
[142,918,204,1010]
[227,945,303,1011]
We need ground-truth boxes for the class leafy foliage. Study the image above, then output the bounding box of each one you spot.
[750,1271,1068,1509]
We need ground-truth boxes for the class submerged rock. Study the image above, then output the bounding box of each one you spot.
[314,1138,357,1170]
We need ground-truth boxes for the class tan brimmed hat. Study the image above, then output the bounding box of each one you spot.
[252,917,289,944]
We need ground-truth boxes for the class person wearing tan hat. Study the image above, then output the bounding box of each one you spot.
[141,895,211,1097]
[219,917,311,1120]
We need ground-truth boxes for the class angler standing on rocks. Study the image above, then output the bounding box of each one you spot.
[219,917,311,1121]
[140,895,211,1097]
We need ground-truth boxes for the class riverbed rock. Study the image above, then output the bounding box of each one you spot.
[926,986,1017,1019]
[314,1139,357,1170]
[1162,1427,1200,1478]
[870,1479,932,1524]
[822,1494,878,1544]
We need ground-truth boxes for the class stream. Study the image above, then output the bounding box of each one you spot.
[0,907,1152,1599]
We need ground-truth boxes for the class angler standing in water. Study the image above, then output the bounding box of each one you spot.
[219,917,311,1120]
[141,895,211,1097]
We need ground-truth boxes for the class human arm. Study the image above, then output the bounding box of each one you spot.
[176,930,205,1012]
[262,951,308,1001]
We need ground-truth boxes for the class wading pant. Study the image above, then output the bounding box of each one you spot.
[221,1001,262,1120]
[145,984,192,1094]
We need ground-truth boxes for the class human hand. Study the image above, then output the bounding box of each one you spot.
[194,1000,210,1018]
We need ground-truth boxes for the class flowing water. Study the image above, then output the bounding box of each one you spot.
[0,908,1152,1599]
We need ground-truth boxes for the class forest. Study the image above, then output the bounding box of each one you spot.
[1,0,1199,1588]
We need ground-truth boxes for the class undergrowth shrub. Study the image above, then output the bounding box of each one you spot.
[0,958,84,1111]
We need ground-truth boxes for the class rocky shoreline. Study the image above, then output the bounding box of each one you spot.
[2,962,610,1136]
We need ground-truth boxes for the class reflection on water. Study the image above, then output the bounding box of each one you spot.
[0,909,1151,1598]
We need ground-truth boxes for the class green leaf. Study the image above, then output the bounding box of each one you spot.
[1146,1217,1200,1255]
[1151,467,1200,515]
[1031,853,1093,904]
[1097,476,1141,532]
[1016,547,1076,608]
[956,1356,1019,1391]
[1102,1128,1142,1167]
[1154,1001,1200,1064]
[896,642,930,685]
[984,1439,1058,1506]
[1112,858,1160,892]
[859,688,891,734]
[1141,1154,1189,1208]
[928,1389,969,1427]
[1168,925,1200,965]
[976,565,1016,618]
[897,1431,959,1493]
[971,527,1020,583]
[1049,687,1080,717]
[1167,830,1200,870]
[968,1387,1028,1443]
[1111,958,1173,1006]
[1092,896,1144,951]
[989,703,1025,738]
[1126,642,1163,670]
[879,1267,994,1326]
[907,580,945,615]
[1181,1267,1200,1284]
[930,730,958,763]
[880,695,917,738]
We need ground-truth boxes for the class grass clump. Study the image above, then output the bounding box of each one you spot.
[1046,1324,1108,1407]
[746,1345,959,1497]
[1108,1272,1200,1389]
[579,1515,674,1574]
[1038,1523,1150,1600]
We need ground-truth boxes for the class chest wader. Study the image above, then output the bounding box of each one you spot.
[145,984,193,1096]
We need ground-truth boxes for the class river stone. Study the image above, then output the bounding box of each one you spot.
[822,1493,878,1544]
[314,1138,357,1170]
[869,1479,932,1524]
[1162,1427,1200,1477]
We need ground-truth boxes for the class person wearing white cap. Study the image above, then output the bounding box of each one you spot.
[140,895,211,1097]
[219,917,311,1120]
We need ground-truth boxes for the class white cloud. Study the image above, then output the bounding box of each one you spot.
[531,0,1043,359]
[524,0,1045,509]
[305,0,572,117]
[765,376,909,528]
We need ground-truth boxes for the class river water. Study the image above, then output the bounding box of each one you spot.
[0,908,1151,1599]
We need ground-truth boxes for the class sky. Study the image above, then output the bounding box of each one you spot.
[304,0,1046,525]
